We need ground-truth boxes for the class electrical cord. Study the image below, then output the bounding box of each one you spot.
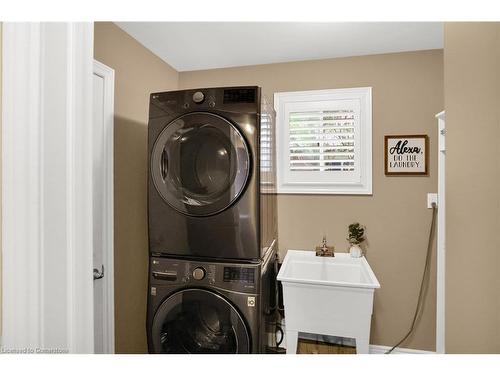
[386,202,437,354]
[275,323,284,347]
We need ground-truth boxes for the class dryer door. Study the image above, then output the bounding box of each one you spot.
[151,289,250,354]
[151,112,250,217]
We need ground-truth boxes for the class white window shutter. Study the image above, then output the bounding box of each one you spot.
[274,88,372,195]
[289,109,356,172]
[260,111,272,173]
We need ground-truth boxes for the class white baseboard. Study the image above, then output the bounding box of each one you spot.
[369,345,435,354]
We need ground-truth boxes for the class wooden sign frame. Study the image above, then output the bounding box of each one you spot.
[384,134,429,176]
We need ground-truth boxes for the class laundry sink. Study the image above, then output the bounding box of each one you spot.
[278,250,380,288]
[277,250,380,354]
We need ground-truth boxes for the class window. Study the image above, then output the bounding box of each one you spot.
[260,96,276,193]
[274,87,372,194]
[260,105,273,174]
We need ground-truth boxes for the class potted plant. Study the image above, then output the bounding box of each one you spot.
[347,223,365,258]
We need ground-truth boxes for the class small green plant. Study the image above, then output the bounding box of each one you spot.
[347,223,365,245]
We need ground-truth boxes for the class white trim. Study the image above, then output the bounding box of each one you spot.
[369,345,435,354]
[67,22,95,353]
[274,87,372,195]
[435,110,445,354]
[1,22,44,350]
[93,59,115,354]
[1,22,94,353]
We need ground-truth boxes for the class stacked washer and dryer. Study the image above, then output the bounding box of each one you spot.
[146,87,279,354]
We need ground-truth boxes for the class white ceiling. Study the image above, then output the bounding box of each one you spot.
[115,22,443,72]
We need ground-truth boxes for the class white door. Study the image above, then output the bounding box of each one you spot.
[92,60,115,354]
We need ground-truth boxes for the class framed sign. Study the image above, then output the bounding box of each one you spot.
[385,135,428,176]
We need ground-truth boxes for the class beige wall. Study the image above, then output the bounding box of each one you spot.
[179,50,443,351]
[94,22,179,353]
[444,23,500,353]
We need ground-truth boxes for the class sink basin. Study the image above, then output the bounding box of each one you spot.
[277,250,380,354]
[278,250,380,289]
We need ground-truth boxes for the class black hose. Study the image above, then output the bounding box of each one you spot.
[386,203,437,354]
[275,323,284,347]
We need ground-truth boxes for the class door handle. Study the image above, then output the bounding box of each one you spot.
[94,265,105,280]
[160,148,168,181]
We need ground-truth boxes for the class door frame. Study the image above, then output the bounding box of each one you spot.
[93,59,115,354]
[1,22,94,352]
[435,110,446,354]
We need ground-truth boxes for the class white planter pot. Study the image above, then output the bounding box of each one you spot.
[349,244,363,258]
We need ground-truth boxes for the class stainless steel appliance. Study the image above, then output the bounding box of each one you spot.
[146,248,278,353]
[147,86,277,261]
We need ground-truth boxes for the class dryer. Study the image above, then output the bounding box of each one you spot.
[148,86,277,261]
[146,248,278,353]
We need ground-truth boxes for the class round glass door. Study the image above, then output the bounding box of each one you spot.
[151,112,250,216]
[152,289,250,354]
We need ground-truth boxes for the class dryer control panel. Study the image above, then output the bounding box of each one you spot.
[150,86,260,115]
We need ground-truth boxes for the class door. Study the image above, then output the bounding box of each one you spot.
[92,60,115,354]
[151,289,250,353]
[151,112,250,217]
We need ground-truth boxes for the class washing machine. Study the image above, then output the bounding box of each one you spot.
[147,86,277,261]
[146,247,278,354]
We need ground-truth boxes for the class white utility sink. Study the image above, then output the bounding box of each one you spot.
[277,250,380,354]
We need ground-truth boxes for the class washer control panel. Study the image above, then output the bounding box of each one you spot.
[150,257,259,292]
[223,267,255,284]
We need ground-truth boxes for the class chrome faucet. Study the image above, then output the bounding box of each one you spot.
[315,236,335,257]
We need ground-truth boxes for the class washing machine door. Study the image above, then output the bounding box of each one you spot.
[151,112,250,217]
[151,289,250,354]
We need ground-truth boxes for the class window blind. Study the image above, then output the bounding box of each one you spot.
[260,112,272,173]
[288,109,355,172]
